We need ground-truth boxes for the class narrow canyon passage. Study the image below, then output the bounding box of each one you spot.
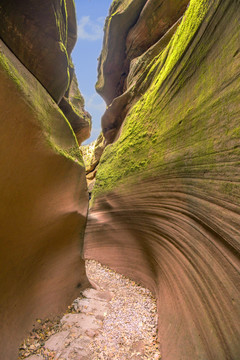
[0,0,239,359]
[19,261,161,360]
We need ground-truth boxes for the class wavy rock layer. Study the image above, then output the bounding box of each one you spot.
[85,0,240,359]
[0,17,89,360]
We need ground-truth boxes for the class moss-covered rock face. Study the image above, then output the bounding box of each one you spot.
[97,0,189,145]
[85,0,240,359]
[0,28,90,360]
[94,0,240,199]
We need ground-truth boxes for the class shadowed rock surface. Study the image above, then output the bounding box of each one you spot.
[126,0,189,60]
[0,0,75,103]
[0,2,90,357]
[59,72,92,145]
[85,0,240,359]
[0,0,91,144]
[96,0,148,105]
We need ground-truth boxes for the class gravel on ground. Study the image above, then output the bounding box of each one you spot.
[19,260,161,360]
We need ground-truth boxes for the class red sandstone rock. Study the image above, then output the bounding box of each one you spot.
[97,0,187,143]
[96,0,148,105]
[0,0,76,103]
[0,40,90,360]
[126,0,189,60]
[85,177,240,359]
[59,72,92,145]
[0,1,91,144]
[85,0,240,359]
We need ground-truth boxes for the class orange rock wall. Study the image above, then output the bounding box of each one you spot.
[85,0,240,359]
[0,2,90,357]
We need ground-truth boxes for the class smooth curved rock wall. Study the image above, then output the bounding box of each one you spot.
[97,0,188,144]
[0,5,90,358]
[126,0,189,60]
[0,0,78,103]
[85,0,240,359]
[0,0,91,145]
[96,0,148,104]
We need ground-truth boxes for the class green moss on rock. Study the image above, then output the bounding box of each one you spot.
[93,0,240,201]
[0,42,83,166]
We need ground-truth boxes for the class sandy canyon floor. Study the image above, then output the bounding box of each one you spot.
[19,260,161,360]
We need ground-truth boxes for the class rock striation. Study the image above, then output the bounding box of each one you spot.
[0,1,90,359]
[85,0,240,359]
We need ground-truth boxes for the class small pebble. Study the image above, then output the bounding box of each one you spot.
[86,260,161,360]
[18,260,161,359]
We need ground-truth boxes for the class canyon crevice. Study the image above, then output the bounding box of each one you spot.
[0,0,240,359]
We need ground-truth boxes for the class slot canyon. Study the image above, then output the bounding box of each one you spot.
[0,0,239,359]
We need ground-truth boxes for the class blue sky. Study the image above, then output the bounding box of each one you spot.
[72,0,112,144]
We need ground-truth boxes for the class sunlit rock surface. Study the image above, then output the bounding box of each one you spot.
[0,1,90,358]
[81,133,105,174]
[81,133,106,194]
[85,0,240,359]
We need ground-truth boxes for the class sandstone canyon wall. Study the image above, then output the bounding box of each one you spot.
[85,0,240,359]
[0,1,90,358]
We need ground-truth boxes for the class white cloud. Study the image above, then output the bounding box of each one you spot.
[78,16,104,41]
[85,93,106,113]
[81,93,105,144]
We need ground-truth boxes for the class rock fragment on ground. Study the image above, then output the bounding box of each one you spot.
[19,260,161,359]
